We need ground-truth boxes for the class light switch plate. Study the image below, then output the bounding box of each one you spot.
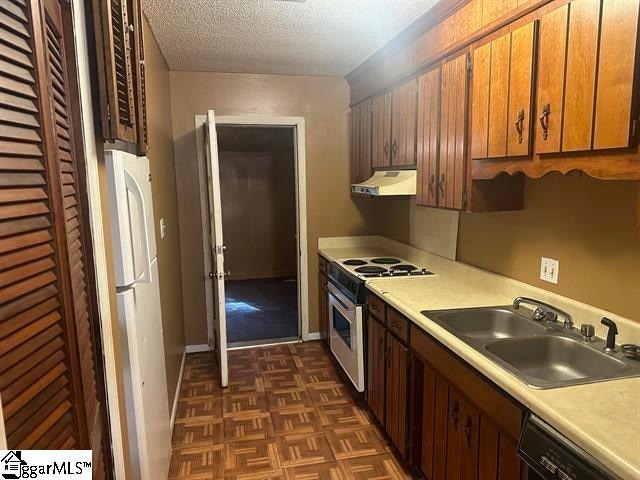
[540,257,559,284]
[160,218,166,239]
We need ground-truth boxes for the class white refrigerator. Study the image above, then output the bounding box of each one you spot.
[105,150,171,480]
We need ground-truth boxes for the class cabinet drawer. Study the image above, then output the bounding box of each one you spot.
[368,294,386,322]
[387,308,409,343]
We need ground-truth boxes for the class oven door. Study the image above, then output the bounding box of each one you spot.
[328,282,364,392]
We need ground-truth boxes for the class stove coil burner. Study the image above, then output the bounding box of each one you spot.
[391,264,417,272]
[355,265,388,275]
[371,257,402,265]
[343,259,367,266]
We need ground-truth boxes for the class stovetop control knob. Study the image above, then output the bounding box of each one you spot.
[540,456,557,474]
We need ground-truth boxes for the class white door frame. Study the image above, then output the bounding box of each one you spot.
[194,115,310,344]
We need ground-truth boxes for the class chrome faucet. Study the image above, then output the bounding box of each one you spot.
[513,297,574,329]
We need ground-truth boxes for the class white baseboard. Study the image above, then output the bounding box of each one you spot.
[170,350,187,436]
[306,332,322,341]
[186,344,210,353]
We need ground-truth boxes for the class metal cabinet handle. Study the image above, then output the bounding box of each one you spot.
[384,141,390,157]
[428,173,435,194]
[439,174,446,197]
[514,109,525,144]
[464,414,473,447]
[391,140,398,158]
[539,103,550,140]
[450,401,460,429]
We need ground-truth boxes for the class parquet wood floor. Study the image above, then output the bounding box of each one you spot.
[169,341,413,479]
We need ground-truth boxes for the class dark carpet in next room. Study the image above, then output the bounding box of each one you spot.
[225,277,298,344]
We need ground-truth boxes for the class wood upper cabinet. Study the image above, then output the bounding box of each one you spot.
[0,0,109,471]
[593,0,640,150]
[366,316,386,424]
[417,53,468,210]
[350,100,372,185]
[391,79,417,166]
[416,67,440,207]
[385,331,409,456]
[372,91,392,168]
[471,22,536,159]
[371,80,417,169]
[536,0,640,154]
[439,53,468,209]
[92,0,148,154]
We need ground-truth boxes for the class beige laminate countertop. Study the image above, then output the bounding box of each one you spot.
[319,245,640,480]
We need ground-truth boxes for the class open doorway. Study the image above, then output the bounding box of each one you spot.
[195,114,309,382]
[217,126,299,346]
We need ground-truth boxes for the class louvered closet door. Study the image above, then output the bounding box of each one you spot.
[0,0,109,475]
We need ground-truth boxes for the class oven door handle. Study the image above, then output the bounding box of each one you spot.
[327,283,355,312]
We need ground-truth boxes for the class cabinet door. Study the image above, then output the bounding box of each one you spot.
[366,318,385,424]
[318,272,327,342]
[372,92,392,168]
[417,68,440,206]
[536,4,569,154]
[350,101,372,185]
[0,0,110,472]
[487,33,510,158]
[471,42,491,159]
[506,22,535,157]
[391,79,417,166]
[472,22,535,159]
[439,53,468,210]
[593,0,640,149]
[385,332,409,457]
[562,0,599,152]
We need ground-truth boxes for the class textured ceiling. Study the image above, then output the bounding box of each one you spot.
[143,0,439,76]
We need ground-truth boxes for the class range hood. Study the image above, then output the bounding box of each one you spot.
[351,169,417,196]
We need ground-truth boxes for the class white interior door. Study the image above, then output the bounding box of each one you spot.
[204,110,228,387]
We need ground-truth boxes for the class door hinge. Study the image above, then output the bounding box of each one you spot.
[106,103,111,120]
[462,191,468,210]
[466,53,472,71]
[215,245,226,254]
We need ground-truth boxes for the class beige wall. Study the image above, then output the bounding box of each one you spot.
[456,174,640,322]
[169,72,410,343]
[144,20,186,401]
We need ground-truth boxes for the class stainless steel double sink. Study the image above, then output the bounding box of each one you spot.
[421,306,640,389]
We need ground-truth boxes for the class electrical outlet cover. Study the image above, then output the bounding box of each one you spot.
[540,257,559,284]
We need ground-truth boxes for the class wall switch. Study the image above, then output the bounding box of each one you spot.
[160,218,167,239]
[540,257,559,284]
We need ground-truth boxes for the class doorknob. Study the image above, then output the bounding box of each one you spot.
[208,272,214,279]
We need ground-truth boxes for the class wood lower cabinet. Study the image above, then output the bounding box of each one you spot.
[366,317,386,424]
[363,294,540,479]
[385,331,409,456]
[318,256,329,344]
[412,328,532,480]
[365,298,410,457]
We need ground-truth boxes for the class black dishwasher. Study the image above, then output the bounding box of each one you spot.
[518,413,620,480]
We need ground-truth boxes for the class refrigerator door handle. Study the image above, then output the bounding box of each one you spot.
[124,169,152,284]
